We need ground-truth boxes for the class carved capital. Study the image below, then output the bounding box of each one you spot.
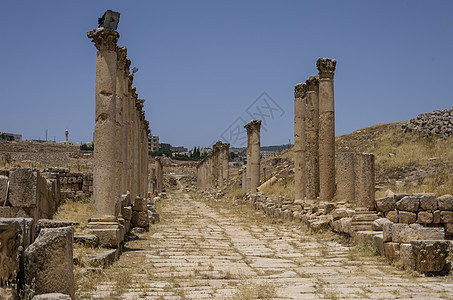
[316,58,336,79]
[116,46,128,71]
[306,76,319,91]
[87,28,119,51]
[244,119,261,131]
[294,83,307,98]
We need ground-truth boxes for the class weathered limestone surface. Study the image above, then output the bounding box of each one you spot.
[0,219,20,286]
[354,153,375,210]
[245,120,261,193]
[294,83,306,201]
[317,58,336,202]
[335,152,355,204]
[305,76,320,200]
[25,226,74,299]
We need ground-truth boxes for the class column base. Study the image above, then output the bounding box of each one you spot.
[87,220,124,248]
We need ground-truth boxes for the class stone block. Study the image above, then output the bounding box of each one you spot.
[383,242,400,260]
[121,193,131,207]
[395,193,409,201]
[332,209,348,221]
[25,226,74,299]
[400,243,415,270]
[132,211,149,231]
[133,197,148,212]
[415,227,445,240]
[9,168,40,208]
[36,219,77,236]
[411,240,450,274]
[385,210,398,223]
[74,234,99,248]
[440,211,453,223]
[392,223,412,243]
[372,218,392,231]
[417,211,433,224]
[373,233,384,255]
[86,249,118,268]
[396,196,419,212]
[417,193,437,211]
[88,228,121,248]
[437,194,453,210]
[33,293,72,300]
[0,175,8,205]
[398,211,416,224]
[383,222,393,242]
[0,219,20,286]
[444,223,453,237]
[433,210,441,224]
[308,219,330,232]
[375,197,396,212]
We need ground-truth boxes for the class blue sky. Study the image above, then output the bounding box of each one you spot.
[1,1,452,148]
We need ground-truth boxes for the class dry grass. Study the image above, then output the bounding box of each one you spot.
[232,281,277,300]
[259,175,294,200]
[53,199,93,232]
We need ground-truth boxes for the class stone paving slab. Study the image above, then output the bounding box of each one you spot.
[77,185,453,299]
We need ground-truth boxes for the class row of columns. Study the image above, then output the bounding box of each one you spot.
[294,58,336,203]
[196,141,229,189]
[86,16,150,247]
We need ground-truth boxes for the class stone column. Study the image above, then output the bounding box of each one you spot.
[87,26,122,247]
[317,58,336,202]
[118,48,130,195]
[354,153,375,210]
[336,152,355,204]
[143,120,150,198]
[115,47,126,197]
[242,167,247,193]
[217,142,224,186]
[305,76,320,200]
[294,83,307,201]
[223,143,230,184]
[245,126,252,192]
[245,120,261,192]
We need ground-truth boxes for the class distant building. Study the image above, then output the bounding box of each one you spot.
[260,150,279,160]
[171,146,188,154]
[0,132,22,142]
[159,143,172,152]
[148,134,159,152]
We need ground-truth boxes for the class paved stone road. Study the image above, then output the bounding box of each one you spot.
[83,186,453,299]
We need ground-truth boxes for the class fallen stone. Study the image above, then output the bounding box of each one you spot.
[133,197,148,212]
[36,219,77,236]
[86,249,117,268]
[383,222,393,242]
[372,218,392,231]
[309,219,330,232]
[332,209,347,221]
[411,240,450,274]
[25,226,74,299]
[0,219,20,286]
[74,234,99,248]
[8,168,40,208]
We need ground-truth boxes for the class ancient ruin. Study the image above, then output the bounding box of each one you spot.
[196,141,229,189]
[244,120,261,193]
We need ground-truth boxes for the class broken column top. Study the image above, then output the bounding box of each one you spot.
[294,82,307,98]
[306,75,319,91]
[244,120,262,130]
[316,58,336,79]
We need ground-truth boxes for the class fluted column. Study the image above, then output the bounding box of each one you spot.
[305,76,320,199]
[87,24,121,247]
[317,58,336,202]
[115,47,126,196]
[294,83,307,201]
[245,120,261,192]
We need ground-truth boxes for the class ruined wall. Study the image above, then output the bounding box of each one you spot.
[375,193,453,238]
[43,168,93,201]
[0,168,61,221]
